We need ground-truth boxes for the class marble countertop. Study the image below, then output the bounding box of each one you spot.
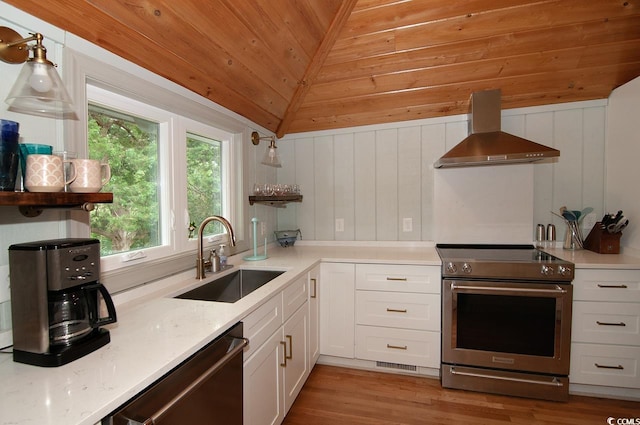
[0,242,441,425]
[1,241,638,425]
[543,246,640,269]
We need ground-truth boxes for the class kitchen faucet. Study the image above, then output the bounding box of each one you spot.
[196,216,236,280]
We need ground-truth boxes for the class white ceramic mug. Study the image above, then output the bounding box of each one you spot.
[69,159,111,193]
[25,154,76,192]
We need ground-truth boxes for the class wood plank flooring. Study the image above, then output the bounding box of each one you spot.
[283,365,640,425]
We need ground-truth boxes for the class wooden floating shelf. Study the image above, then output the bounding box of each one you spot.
[0,192,113,217]
[249,195,302,207]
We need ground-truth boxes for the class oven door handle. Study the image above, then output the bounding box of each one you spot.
[450,367,564,387]
[450,282,568,296]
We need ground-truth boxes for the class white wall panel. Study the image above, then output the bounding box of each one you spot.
[295,138,316,239]
[314,136,335,240]
[398,126,422,241]
[375,129,399,240]
[277,139,298,231]
[354,131,376,240]
[334,133,355,240]
[421,123,446,241]
[582,107,606,219]
[278,100,607,243]
[606,76,640,252]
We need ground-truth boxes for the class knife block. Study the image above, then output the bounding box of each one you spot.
[584,222,621,254]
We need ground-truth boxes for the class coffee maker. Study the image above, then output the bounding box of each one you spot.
[9,238,117,367]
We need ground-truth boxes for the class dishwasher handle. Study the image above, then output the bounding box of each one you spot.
[116,336,248,425]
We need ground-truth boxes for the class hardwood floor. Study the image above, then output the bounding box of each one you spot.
[283,365,639,425]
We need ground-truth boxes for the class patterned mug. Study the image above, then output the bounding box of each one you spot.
[25,154,76,192]
[69,159,111,193]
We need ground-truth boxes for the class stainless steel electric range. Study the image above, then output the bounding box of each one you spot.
[436,244,574,402]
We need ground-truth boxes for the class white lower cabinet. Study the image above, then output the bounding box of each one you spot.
[570,268,640,390]
[319,263,355,358]
[355,264,441,370]
[243,272,311,425]
[282,304,309,412]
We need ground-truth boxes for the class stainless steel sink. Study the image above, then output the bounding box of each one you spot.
[175,269,284,303]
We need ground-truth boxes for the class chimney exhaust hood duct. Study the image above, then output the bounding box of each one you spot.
[434,89,559,168]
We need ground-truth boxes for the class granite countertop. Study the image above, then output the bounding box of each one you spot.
[1,242,638,425]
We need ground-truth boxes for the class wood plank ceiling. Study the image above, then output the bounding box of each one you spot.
[6,0,640,137]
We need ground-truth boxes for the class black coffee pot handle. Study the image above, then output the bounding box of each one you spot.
[83,282,117,327]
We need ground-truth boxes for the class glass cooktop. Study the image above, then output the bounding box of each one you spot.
[436,244,574,281]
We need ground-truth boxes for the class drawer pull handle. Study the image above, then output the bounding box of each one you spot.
[597,284,628,289]
[285,335,293,360]
[280,341,287,367]
[386,344,407,350]
[310,278,317,298]
[386,277,407,281]
[386,308,407,313]
[596,321,626,327]
[595,363,624,370]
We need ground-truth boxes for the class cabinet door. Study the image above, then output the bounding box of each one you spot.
[308,266,320,366]
[243,330,285,425]
[283,303,309,413]
[320,263,355,358]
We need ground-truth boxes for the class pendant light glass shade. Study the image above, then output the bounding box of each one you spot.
[6,61,76,119]
[261,139,282,168]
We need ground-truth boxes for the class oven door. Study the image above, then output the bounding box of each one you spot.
[442,279,572,375]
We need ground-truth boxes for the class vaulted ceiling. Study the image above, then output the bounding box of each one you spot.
[7,0,640,137]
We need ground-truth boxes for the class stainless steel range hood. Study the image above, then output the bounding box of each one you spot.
[434,89,559,168]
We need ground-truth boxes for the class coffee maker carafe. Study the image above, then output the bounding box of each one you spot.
[9,238,117,367]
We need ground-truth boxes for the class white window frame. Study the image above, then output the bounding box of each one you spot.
[87,85,175,271]
[64,48,249,294]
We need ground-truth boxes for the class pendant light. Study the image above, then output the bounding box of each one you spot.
[0,26,76,119]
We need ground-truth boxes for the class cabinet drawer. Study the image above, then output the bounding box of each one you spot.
[570,342,640,388]
[355,325,440,368]
[243,294,283,359]
[573,269,640,302]
[355,291,440,331]
[283,274,308,321]
[356,264,440,293]
[572,301,640,346]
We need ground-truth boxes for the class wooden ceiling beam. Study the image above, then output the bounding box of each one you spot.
[275,0,359,138]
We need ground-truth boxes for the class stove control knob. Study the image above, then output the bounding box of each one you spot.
[541,265,554,276]
[445,262,458,274]
[558,265,571,277]
[462,263,472,274]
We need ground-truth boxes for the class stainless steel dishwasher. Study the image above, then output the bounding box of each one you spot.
[103,322,247,425]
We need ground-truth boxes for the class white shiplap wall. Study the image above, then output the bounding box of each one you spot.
[275,100,608,243]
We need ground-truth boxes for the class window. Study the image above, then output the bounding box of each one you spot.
[88,103,161,256]
[86,85,235,274]
[187,132,224,236]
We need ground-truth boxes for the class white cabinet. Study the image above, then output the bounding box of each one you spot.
[243,274,309,425]
[308,266,320,366]
[570,269,640,389]
[354,264,441,369]
[319,263,355,358]
[282,303,309,412]
[244,326,285,425]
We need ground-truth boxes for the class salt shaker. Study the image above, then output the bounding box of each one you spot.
[546,224,556,244]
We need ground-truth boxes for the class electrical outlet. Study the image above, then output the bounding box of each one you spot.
[335,218,344,232]
[402,218,413,232]
[260,222,266,236]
